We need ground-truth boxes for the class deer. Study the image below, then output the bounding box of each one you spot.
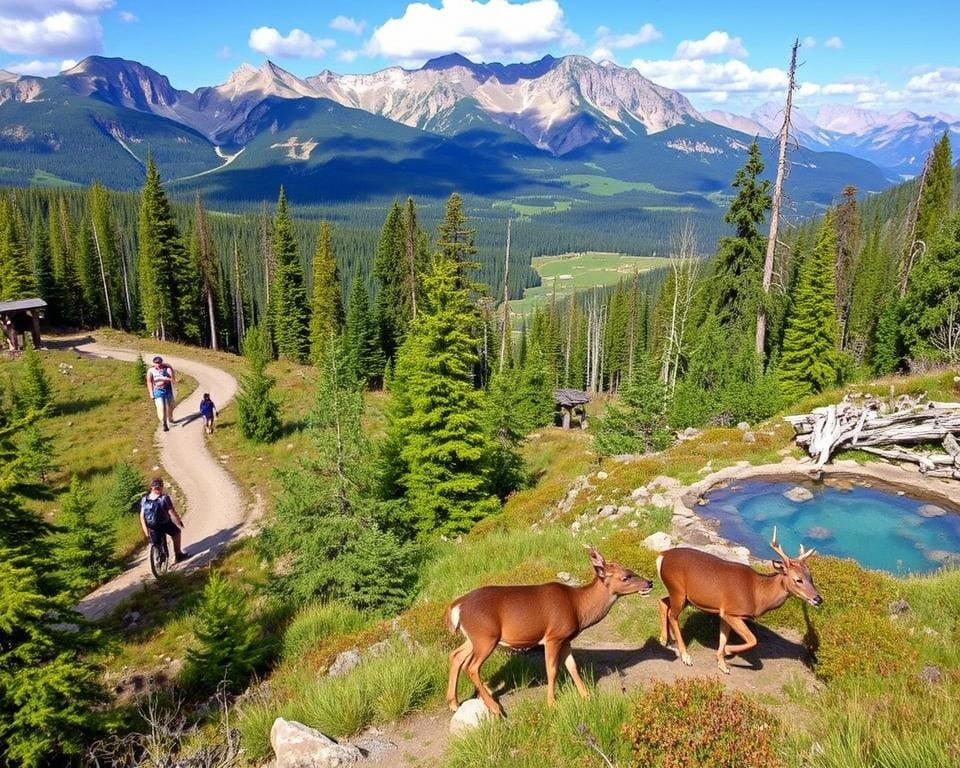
[445,547,653,715]
[656,527,823,674]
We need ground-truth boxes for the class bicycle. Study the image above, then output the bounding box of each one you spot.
[149,534,170,578]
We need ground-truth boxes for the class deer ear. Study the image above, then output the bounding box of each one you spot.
[588,547,608,578]
[772,559,787,574]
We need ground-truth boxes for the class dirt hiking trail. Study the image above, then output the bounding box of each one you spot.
[75,342,245,620]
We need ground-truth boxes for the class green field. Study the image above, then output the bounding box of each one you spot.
[557,174,676,197]
[509,251,671,317]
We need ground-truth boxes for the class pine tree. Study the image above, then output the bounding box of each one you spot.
[343,274,384,388]
[260,336,420,612]
[182,573,262,694]
[236,325,282,442]
[74,216,102,325]
[872,297,905,375]
[268,188,309,362]
[386,256,499,537]
[915,133,954,248]
[436,192,479,290]
[15,340,52,413]
[89,182,124,328]
[47,195,74,326]
[595,355,672,457]
[102,461,143,519]
[0,195,35,301]
[374,200,407,361]
[57,475,118,596]
[484,369,529,499]
[137,155,188,340]
[309,221,344,362]
[29,216,53,312]
[191,192,220,349]
[704,141,771,334]
[16,423,55,485]
[777,213,841,403]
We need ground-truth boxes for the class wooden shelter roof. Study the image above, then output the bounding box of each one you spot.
[0,298,47,313]
[554,388,590,407]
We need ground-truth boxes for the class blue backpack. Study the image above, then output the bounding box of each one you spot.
[142,494,170,528]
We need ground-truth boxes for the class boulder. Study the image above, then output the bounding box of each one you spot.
[630,487,649,500]
[737,421,750,430]
[784,486,814,503]
[642,532,673,552]
[328,649,361,677]
[918,504,947,518]
[681,427,701,440]
[649,475,682,491]
[806,526,833,541]
[649,493,671,509]
[596,471,608,480]
[450,698,491,734]
[598,504,617,518]
[742,431,756,443]
[271,718,362,767]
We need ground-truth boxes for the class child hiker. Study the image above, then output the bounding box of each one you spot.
[199,393,219,434]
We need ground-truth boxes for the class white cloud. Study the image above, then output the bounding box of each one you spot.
[590,46,615,63]
[594,22,661,51]
[823,36,843,49]
[0,11,102,56]
[802,36,816,48]
[675,31,748,60]
[367,0,578,63]
[632,56,786,94]
[0,1,112,20]
[118,10,136,22]
[6,56,77,75]
[248,26,336,58]
[337,49,360,63]
[330,15,365,35]
[905,66,960,99]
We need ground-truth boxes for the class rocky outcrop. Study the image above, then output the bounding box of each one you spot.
[271,718,362,767]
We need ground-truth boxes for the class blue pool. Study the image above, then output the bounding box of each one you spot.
[701,477,960,575]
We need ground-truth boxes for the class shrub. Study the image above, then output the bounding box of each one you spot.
[236,325,282,443]
[182,573,263,695]
[814,608,914,683]
[15,341,52,414]
[623,678,784,768]
[102,461,144,518]
[131,354,148,388]
[281,602,369,663]
[58,474,119,595]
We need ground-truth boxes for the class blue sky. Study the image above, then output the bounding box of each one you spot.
[2,0,957,116]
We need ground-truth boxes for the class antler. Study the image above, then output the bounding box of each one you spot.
[796,543,817,561]
[770,526,792,564]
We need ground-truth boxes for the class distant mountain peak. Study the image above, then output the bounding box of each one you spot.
[0,69,19,83]
[421,53,477,71]
[224,63,257,85]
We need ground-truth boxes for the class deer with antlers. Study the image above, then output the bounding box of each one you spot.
[656,527,823,674]
[445,547,653,715]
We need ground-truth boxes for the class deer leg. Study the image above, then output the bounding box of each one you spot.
[447,640,472,711]
[659,597,672,646]
[666,598,692,666]
[721,616,758,661]
[544,640,563,707]
[465,637,503,716]
[560,640,590,699]
[717,618,732,675]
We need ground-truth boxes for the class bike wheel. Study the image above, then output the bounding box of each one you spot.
[149,541,169,578]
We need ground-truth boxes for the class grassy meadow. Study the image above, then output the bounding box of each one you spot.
[14,332,960,767]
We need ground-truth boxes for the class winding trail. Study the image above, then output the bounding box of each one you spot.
[75,342,245,621]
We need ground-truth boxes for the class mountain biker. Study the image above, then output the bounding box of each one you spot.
[139,477,190,563]
[146,355,176,431]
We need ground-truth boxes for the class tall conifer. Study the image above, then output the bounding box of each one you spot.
[268,188,309,362]
[309,221,344,362]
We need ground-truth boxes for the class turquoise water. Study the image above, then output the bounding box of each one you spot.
[702,478,960,575]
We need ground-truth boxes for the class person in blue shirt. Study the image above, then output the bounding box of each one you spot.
[199,392,219,434]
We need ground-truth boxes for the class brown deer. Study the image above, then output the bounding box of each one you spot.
[445,547,653,715]
[656,528,823,674]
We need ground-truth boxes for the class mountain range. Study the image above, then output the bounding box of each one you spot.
[705,103,959,178]
[0,53,918,211]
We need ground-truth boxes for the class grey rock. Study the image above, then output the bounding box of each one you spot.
[631,487,649,500]
[742,431,756,443]
[598,505,616,518]
[617,505,633,515]
[649,475,682,491]
[596,471,608,480]
[888,598,910,616]
[450,698,491,734]
[366,640,391,659]
[271,718,362,767]
[556,571,572,582]
[328,649,361,677]
[918,504,947,518]
[784,486,814,503]
[649,493,671,509]
[681,427,700,439]
[642,532,673,552]
[353,736,397,760]
[737,421,750,430]
[627,520,639,528]
[806,526,833,541]
[919,665,943,685]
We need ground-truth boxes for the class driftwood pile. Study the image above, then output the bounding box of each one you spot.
[785,391,960,475]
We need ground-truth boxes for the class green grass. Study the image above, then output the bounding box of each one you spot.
[557,174,675,197]
[492,199,574,217]
[31,169,82,187]
[509,251,672,317]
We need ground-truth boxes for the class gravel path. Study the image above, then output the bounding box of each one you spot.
[75,342,245,620]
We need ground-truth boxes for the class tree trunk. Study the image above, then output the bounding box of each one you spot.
[499,219,511,374]
[757,38,798,358]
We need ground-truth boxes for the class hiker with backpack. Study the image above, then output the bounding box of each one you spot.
[146,355,176,431]
[139,477,190,563]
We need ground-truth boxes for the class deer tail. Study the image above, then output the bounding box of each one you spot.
[445,602,462,635]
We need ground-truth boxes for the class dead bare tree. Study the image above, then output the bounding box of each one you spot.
[661,220,702,394]
[899,155,931,297]
[756,38,799,357]
[498,219,511,374]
